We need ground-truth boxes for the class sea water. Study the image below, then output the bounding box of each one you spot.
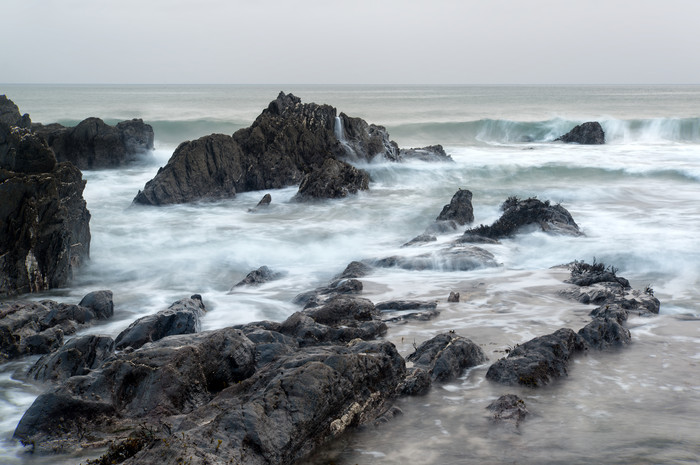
[1,85,699,464]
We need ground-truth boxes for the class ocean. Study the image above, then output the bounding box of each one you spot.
[1,84,699,464]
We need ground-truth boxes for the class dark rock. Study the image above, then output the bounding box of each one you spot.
[407,332,487,382]
[555,122,605,145]
[373,246,498,272]
[382,308,440,324]
[0,133,90,296]
[294,158,370,201]
[248,193,272,212]
[436,189,474,225]
[232,265,282,289]
[0,95,31,128]
[399,145,453,162]
[566,260,630,288]
[32,118,154,169]
[486,394,529,427]
[336,112,400,162]
[448,291,460,302]
[78,290,114,319]
[399,367,432,396]
[114,296,206,350]
[377,301,440,324]
[335,261,373,280]
[464,197,581,240]
[0,292,114,361]
[485,328,588,387]
[28,335,115,383]
[578,317,631,349]
[402,233,437,247]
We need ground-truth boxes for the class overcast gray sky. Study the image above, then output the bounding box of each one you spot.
[2,0,698,84]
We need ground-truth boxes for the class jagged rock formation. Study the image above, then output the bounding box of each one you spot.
[0,115,91,296]
[33,118,154,169]
[555,121,605,144]
[294,158,370,201]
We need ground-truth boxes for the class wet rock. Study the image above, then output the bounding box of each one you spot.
[28,335,115,383]
[463,197,581,240]
[436,188,474,225]
[485,328,588,387]
[407,332,487,382]
[1,123,90,296]
[486,394,529,427]
[78,290,114,319]
[0,292,114,361]
[448,291,460,302]
[399,367,432,396]
[555,121,605,145]
[32,118,154,169]
[231,265,282,289]
[336,261,373,280]
[402,234,437,247]
[373,246,498,272]
[578,317,631,349]
[336,112,400,162]
[248,193,272,212]
[0,95,31,128]
[399,145,453,162]
[294,158,370,201]
[114,296,206,350]
[566,260,630,288]
[377,301,440,324]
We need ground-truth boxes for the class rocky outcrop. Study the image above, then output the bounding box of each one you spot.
[114,295,206,350]
[407,332,487,382]
[335,112,400,162]
[0,291,114,361]
[555,121,605,144]
[436,188,474,225]
[0,95,31,128]
[14,295,405,464]
[399,145,453,162]
[294,158,370,201]
[461,197,581,242]
[28,335,115,383]
[32,118,154,169]
[0,124,90,296]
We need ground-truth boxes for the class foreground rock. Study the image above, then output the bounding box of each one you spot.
[294,158,370,201]
[555,121,605,145]
[33,118,154,169]
[28,335,115,383]
[133,92,447,206]
[0,291,114,361]
[407,332,487,382]
[14,295,405,465]
[114,295,206,350]
[1,117,91,297]
[486,394,529,427]
[461,196,581,242]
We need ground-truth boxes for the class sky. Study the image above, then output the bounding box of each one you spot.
[2,0,699,85]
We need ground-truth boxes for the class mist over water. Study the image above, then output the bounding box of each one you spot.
[1,85,699,464]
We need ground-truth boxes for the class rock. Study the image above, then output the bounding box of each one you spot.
[399,145,453,162]
[377,301,440,324]
[555,121,605,144]
[28,335,115,383]
[448,291,460,302]
[407,332,487,382]
[485,328,588,387]
[248,193,272,212]
[231,266,282,289]
[436,189,474,225]
[293,158,370,201]
[578,317,631,349]
[372,246,498,271]
[0,95,31,128]
[32,117,154,169]
[402,233,437,247]
[335,261,373,280]
[0,292,114,361]
[566,260,630,288]
[78,290,114,319]
[399,367,432,396]
[0,125,90,296]
[133,92,406,206]
[486,394,529,427]
[114,296,206,350]
[463,197,581,240]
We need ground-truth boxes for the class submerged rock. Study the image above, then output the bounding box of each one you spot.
[462,197,581,241]
[372,246,498,272]
[399,145,453,162]
[555,121,605,145]
[33,118,154,169]
[231,265,282,289]
[486,394,530,427]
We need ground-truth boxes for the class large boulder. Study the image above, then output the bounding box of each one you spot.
[461,197,581,241]
[294,158,370,201]
[436,188,474,225]
[0,291,114,361]
[555,121,605,144]
[33,117,154,169]
[407,332,487,382]
[0,124,90,296]
[28,334,115,383]
[114,296,206,350]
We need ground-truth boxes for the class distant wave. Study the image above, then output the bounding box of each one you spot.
[389,117,700,146]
